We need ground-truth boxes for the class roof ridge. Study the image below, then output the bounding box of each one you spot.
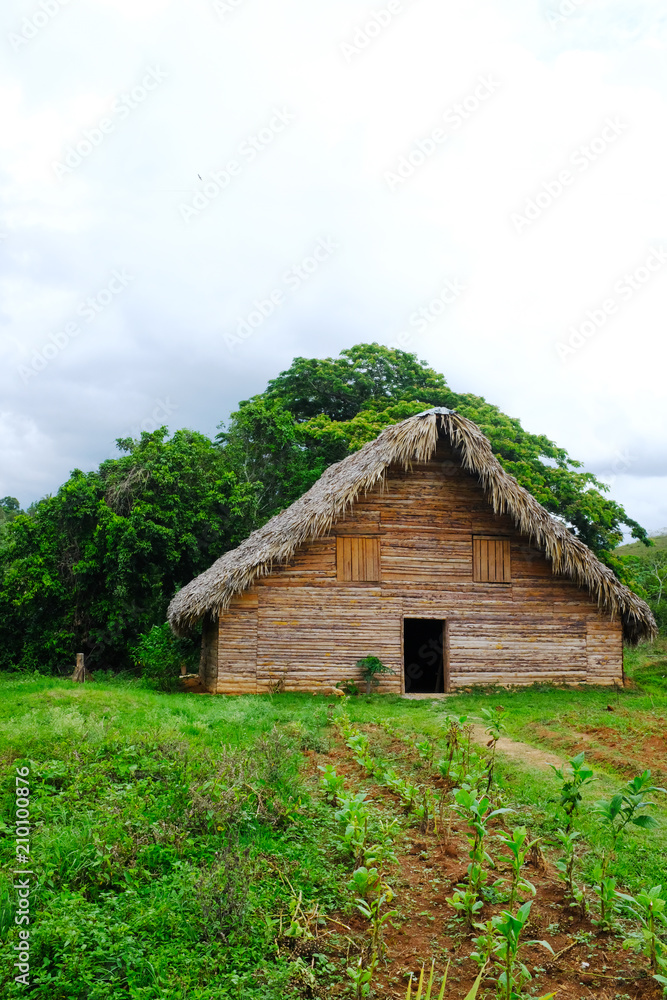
[168,409,656,645]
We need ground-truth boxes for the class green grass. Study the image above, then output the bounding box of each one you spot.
[0,679,350,999]
[616,532,667,558]
[1,648,667,997]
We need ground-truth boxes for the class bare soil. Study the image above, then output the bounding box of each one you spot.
[306,730,662,1000]
[523,720,667,782]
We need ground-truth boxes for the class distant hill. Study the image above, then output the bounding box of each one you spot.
[616,533,667,558]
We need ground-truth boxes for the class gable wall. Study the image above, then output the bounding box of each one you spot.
[211,445,623,693]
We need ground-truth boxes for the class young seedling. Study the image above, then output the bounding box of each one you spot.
[349,866,382,900]
[416,738,435,766]
[336,792,371,866]
[414,787,440,835]
[553,828,587,917]
[347,955,375,999]
[619,884,667,974]
[593,770,666,929]
[480,706,506,792]
[452,788,513,894]
[318,763,345,805]
[479,901,554,1000]
[590,869,621,932]
[497,826,537,909]
[445,882,485,928]
[550,751,596,831]
[438,716,462,783]
[596,771,666,854]
[355,879,397,963]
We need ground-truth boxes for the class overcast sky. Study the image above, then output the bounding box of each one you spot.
[1,0,666,536]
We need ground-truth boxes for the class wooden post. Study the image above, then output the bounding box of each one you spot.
[72,653,86,683]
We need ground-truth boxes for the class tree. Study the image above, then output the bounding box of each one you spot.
[0,429,258,672]
[220,343,649,562]
[618,542,667,633]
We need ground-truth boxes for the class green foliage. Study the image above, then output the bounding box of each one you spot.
[445,881,485,927]
[0,689,346,999]
[347,954,376,999]
[595,771,665,852]
[550,751,596,830]
[0,429,258,672]
[0,497,22,550]
[497,826,537,908]
[131,622,194,691]
[616,537,667,633]
[1,343,652,673]
[405,962,486,1000]
[354,878,397,962]
[223,343,649,562]
[473,902,554,1000]
[356,655,396,695]
[349,866,382,899]
[553,828,587,916]
[318,762,345,805]
[620,885,667,974]
[591,771,666,930]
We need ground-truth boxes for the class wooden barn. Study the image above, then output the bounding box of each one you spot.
[168,408,656,694]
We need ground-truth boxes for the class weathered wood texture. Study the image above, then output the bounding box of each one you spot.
[207,445,624,693]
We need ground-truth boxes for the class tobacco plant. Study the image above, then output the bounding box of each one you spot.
[355,879,397,963]
[553,828,587,917]
[592,770,666,929]
[349,866,381,899]
[347,955,375,999]
[453,788,512,893]
[550,751,596,831]
[620,884,667,975]
[497,826,537,909]
[445,882,485,928]
[480,706,506,792]
[318,763,345,805]
[595,771,665,855]
[437,716,463,783]
[589,869,621,932]
[473,901,554,1000]
[416,738,435,765]
[336,791,371,866]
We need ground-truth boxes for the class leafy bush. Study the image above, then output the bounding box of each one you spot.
[131,623,197,691]
[356,655,395,695]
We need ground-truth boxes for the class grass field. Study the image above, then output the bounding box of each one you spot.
[1,641,666,999]
[617,533,667,558]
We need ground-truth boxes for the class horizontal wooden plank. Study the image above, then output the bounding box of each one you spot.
[204,456,623,692]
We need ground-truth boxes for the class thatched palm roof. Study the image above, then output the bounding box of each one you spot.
[168,408,656,644]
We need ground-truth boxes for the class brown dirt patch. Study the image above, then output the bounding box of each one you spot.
[304,733,659,999]
[524,721,667,782]
[469,724,566,771]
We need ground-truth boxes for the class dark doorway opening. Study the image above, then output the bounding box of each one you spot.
[403,619,446,693]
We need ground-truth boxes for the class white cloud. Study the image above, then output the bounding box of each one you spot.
[0,0,665,537]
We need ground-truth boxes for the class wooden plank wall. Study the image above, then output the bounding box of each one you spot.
[215,594,258,694]
[209,442,624,692]
[586,616,624,685]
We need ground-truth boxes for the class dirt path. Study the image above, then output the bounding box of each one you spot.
[468,723,566,771]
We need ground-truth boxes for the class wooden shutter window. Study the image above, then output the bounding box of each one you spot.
[473,536,511,583]
[336,536,380,582]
